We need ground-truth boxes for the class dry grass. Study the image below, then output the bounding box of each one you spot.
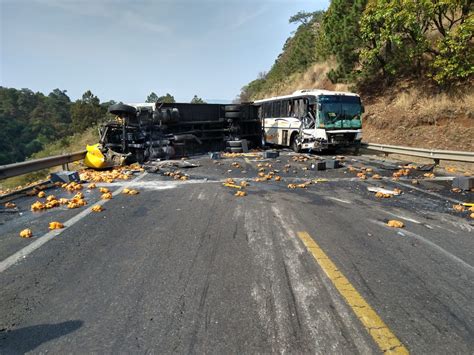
[260,59,350,98]
[388,88,474,119]
[0,126,98,190]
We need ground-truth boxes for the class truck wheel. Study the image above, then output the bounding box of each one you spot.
[225,105,241,112]
[108,103,137,116]
[225,112,241,119]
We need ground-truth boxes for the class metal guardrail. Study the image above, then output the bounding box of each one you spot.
[362,143,474,163]
[0,151,87,180]
[1,143,472,181]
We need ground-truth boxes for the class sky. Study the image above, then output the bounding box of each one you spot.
[0,0,329,103]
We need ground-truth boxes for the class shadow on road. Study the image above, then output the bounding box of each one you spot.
[0,320,83,353]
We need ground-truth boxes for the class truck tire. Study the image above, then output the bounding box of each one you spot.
[225,105,241,112]
[227,140,243,148]
[108,103,137,116]
[225,112,241,119]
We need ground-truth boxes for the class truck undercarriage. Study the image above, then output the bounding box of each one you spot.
[88,102,261,168]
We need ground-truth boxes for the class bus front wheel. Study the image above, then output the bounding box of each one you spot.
[290,133,300,153]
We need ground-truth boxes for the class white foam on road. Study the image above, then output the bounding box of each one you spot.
[0,173,148,273]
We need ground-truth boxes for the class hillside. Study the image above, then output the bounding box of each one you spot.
[240,1,474,151]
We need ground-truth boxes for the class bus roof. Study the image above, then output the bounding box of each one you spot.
[253,89,360,104]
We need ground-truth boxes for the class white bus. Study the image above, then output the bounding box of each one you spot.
[254,89,364,152]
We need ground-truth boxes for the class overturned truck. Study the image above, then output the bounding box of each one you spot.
[85,102,261,168]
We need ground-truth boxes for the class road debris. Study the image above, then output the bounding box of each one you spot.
[63,182,83,192]
[49,221,64,230]
[313,178,328,183]
[368,187,402,196]
[288,183,309,189]
[387,220,404,228]
[101,192,113,200]
[31,201,45,211]
[453,204,465,212]
[123,189,139,195]
[91,205,104,212]
[19,228,33,238]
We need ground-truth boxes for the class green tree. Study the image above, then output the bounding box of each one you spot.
[146,92,159,103]
[71,90,105,132]
[318,0,368,82]
[157,93,175,103]
[190,95,206,104]
[359,0,473,85]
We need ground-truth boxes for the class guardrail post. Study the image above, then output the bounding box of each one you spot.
[433,158,440,165]
[62,163,69,171]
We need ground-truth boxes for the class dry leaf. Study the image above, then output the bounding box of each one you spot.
[5,202,16,208]
[88,183,97,189]
[99,187,110,194]
[235,191,247,197]
[372,174,382,180]
[275,176,281,181]
[37,191,46,198]
[240,181,249,187]
[451,188,461,193]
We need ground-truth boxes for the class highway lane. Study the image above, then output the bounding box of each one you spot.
[0,153,473,353]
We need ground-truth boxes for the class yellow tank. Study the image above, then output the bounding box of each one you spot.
[84,144,109,169]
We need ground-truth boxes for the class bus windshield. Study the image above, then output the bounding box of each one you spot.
[319,95,362,123]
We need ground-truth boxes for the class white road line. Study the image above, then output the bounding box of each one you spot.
[380,210,421,224]
[325,196,351,204]
[370,220,474,274]
[0,172,148,273]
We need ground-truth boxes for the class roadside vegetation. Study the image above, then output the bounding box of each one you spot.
[240,0,473,150]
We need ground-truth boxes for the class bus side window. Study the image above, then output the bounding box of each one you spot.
[281,100,289,117]
[273,101,281,118]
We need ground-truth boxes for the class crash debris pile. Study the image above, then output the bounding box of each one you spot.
[14,165,143,238]
[79,164,142,183]
[163,171,189,181]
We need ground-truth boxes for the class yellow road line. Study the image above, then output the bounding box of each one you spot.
[297,231,409,354]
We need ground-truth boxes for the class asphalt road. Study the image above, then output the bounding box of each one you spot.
[1,152,473,354]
